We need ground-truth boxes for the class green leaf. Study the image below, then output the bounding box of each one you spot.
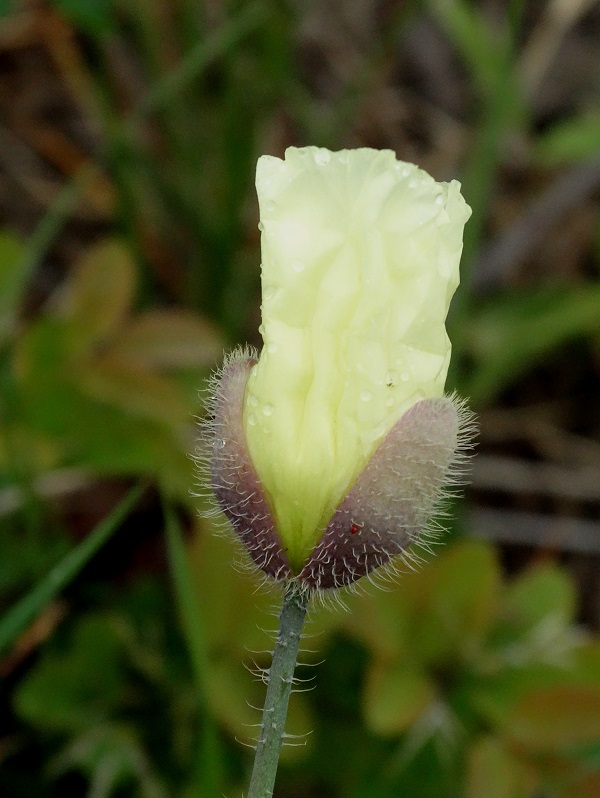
[502,563,576,634]
[50,0,115,36]
[364,660,434,736]
[15,316,89,434]
[188,521,275,655]
[430,0,506,96]
[75,356,191,426]
[536,111,600,166]
[465,285,600,405]
[0,485,142,655]
[0,0,16,18]
[414,541,501,664]
[163,502,224,797]
[473,652,600,738]
[52,723,167,798]
[13,615,125,731]
[0,230,26,343]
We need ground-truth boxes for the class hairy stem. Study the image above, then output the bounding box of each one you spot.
[247,583,309,798]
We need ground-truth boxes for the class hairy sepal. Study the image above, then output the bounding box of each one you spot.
[297,397,471,590]
[208,350,292,581]
[205,351,473,592]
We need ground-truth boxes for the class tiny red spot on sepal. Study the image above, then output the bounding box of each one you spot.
[350,523,360,535]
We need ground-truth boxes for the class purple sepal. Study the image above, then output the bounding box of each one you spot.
[297,398,459,590]
[210,355,292,581]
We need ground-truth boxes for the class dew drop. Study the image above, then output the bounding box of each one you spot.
[401,371,410,382]
[267,342,278,353]
[408,179,418,189]
[258,323,265,335]
[248,394,259,407]
[262,403,274,416]
[386,397,394,407]
[435,194,444,205]
[360,390,372,402]
[247,413,257,426]
[291,259,304,273]
[263,285,277,301]
[314,148,331,166]
[258,222,264,232]
[266,200,276,213]
[218,439,226,449]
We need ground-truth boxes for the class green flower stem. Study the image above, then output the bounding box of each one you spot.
[247,583,309,798]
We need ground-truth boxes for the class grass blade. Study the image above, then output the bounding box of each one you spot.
[163,500,224,796]
[0,484,144,656]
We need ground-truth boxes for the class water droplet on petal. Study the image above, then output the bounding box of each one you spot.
[292,259,304,273]
[248,394,259,407]
[267,342,278,353]
[401,371,410,382]
[386,397,394,407]
[266,200,276,213]
[247,413,257,426]
[258,222,264,232]
[263,285,277,301]
[360,390,372,402]
[314,148,331,166]
[435,194,444,205]
[262,403,274,416]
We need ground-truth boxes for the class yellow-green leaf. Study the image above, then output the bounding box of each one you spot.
[55,239,135,351]
[415,540,501,664]
[466,736,538,798]
[75,356,190,426]
[507,686,600,753]
[111,310,223,370]
[364,659,434,736]
[0,230,26,342]
[502,563,576,633]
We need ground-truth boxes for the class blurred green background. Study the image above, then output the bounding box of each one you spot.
[1,0,600,796]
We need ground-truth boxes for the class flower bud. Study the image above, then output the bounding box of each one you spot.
[204,147,473,591]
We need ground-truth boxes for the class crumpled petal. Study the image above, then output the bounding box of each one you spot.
[244,147,471,569]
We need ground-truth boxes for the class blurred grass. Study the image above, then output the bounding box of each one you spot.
[1,0,600,796]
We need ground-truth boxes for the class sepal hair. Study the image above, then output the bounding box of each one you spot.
[196,351,476,596]
[194,347,292,581]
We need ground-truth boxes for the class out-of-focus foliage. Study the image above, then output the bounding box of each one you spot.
[338,541,600,798]
[0,235,221,500]
[1,0,600,796]
[10,538,600,798]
